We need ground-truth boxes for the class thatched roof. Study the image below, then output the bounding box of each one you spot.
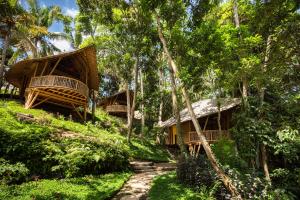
[98,90,133,106]
[6,45,99,90]
[160,98,241,127]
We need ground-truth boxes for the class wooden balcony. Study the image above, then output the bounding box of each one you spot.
[29,75,89,98]
[188,130,230,144]
[106,104,127,113]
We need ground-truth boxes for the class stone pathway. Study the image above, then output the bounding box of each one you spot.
[112,161,176,200]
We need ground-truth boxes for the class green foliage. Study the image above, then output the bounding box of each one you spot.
[0,172,131,200]
[0,100,171,179]
[273,127,300,162]
[149,171,216,200]
[0,158,29,184]
[211,138,247,169]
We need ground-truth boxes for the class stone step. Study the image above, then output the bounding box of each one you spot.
[156,166,177,171]
[134,168,156,173]
[132,165,155,170]
[130,161,154,166]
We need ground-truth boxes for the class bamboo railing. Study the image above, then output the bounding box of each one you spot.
[106,104,127,113]
[189,130,230,143]
[29,75,89,97]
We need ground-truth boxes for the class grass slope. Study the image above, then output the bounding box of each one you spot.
[148,172,215,200]
[0,100,171,164]
[0,172,131,200]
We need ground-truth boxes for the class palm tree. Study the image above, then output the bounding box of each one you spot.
[0,0,27,86]
[20,0,70,57]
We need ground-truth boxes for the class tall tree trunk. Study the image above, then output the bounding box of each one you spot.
[169,66,187,155]
[156,15,242,199]
[233,0,248,105]
[127,56,139,143]
[158,68,164,126]
[156,67,164,144]
[258,34,272,183]
[217,100,222,133]
[233,0,240,28]
[126,82,131,126]
[242,77,248,102]
[140,68,145,137]
[0,32,10,88]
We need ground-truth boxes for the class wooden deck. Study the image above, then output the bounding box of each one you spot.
[106,104,127,113]
[29,75,89,97]
[25,75,89,120]
[187,130,230,157]
[188,130,230,144]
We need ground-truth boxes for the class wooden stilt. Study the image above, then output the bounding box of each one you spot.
[196,143,201,158]
[27,92,39,109]
[25,90,34,109]
[71,103,84,121]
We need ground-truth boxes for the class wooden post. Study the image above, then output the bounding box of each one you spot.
[33,63,38,77]
[49,57,62,75]
[40,61,48,76]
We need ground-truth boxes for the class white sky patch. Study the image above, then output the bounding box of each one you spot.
[51,39,73,53]
[65,8,79,18]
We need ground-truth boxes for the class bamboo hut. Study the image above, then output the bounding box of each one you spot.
[98,90,133,118]
[6,46,99,121]
[160,98,241,156]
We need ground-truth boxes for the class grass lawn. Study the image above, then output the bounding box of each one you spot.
[0,172,132,200]
[148,171,215,200]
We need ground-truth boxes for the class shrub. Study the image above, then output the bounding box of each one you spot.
[211,138,248,169]
[177,155,217,188]
[0,158,29,184]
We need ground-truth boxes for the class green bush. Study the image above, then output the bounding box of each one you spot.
[0,158,29,184]
[43,138,129,178]
[0,100,171,181]
[211,138,247,169]
[0,172,132,200]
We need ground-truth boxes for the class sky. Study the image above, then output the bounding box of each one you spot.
[20,0,79,52]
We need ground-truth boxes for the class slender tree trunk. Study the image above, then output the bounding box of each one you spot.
[126,82,131,126]
[140,68,145,137]
[127,56,139,143]
[156,15,242,199]
[217,100,222,133]
[258,34,272,183]
[169,66,187,155]
[242,77,248,102]
[10,86,16,98]
[233,0,240,28]
[0,32,10,88]
[158,68,164,126]
[233,0,248,105]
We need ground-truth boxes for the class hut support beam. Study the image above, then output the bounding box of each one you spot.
[72,103,84,121]
[41,61,48,76]
[25,91,39,109]
[49,57,62,75]
[31,97,50,108]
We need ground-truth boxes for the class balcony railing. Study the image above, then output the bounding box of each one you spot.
[106,105,127,113]
[29,75,89,97]
[189,130,230,143]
